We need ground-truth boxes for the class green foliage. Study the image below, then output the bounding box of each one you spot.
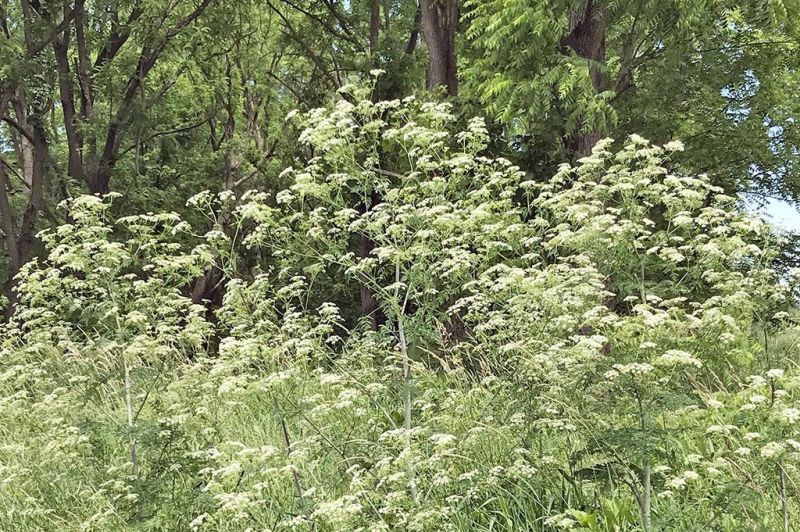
[1,0,800,528]
[463,0,800,197]
[464,0,614,132]
[1,89,798,531]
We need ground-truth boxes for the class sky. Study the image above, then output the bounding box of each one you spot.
[749,197,800,232]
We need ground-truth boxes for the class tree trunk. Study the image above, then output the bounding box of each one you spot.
[11,94,34,187]
[369,0,380,55]
[243,77,265,152]
[88,160,113,195]
[0,164,21,293]
[223,59,237,191]
[3,109,49,318]
[0,166,20,318]
[561,0,606,156]
[564,129,602,158]
[419,0,458,97]
[53,12,85,182]
[16,114,48,269]
[73,0,94,121]
[406,3,422,55]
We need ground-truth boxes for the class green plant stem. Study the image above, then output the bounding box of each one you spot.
[396,261,417,503]
[780,461,789,532]
[124,362,139,477]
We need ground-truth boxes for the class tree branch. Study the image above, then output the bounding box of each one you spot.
[278,0,364,52]
[119,115,214,157]
[93,1,144,70]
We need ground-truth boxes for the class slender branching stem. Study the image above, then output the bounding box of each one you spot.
[396,260,417,503]
[124,362,139,477]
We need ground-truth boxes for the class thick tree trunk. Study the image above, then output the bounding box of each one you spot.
[562,0,606,156]
[564,130,602,157]
[564,0,606,92]
[419,0,458,97]
[2,109,49,318]
[53,16,85,182]
[17,115,47,270]
[1,0,54,317]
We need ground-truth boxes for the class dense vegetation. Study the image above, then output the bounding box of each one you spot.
[1,1,800,530]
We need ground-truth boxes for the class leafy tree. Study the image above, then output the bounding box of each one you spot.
[464,0,800,202]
